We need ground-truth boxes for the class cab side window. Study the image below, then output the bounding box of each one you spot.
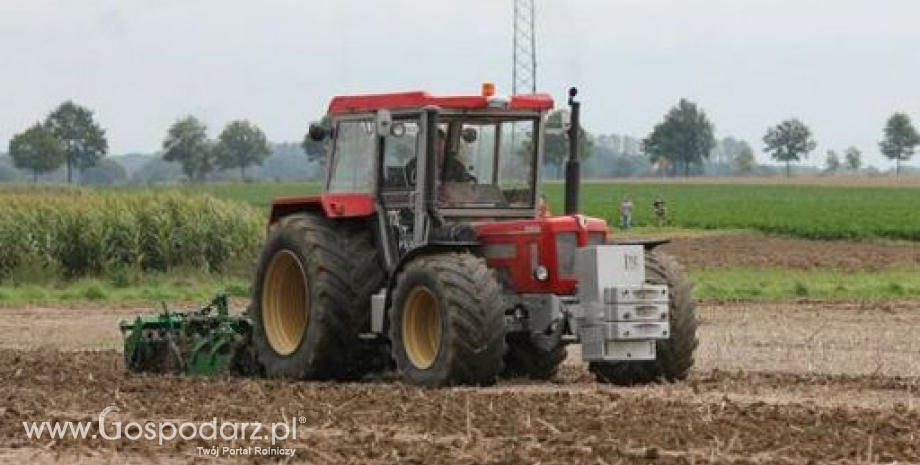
[328,120,375,193]
[382,120,420,189]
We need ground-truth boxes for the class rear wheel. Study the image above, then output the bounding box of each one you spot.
[589,251,698,385]
[390,253,505,387]
[251,213,384,380]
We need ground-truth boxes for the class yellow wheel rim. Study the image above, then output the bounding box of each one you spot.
[402,286,442,370]
[262,250,308,356]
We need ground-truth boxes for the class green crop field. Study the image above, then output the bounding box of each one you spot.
[559,183,920,241]
[1,180,917,304]
[0,187,261,283]
[180,182,323,209]
[158,181,920,242]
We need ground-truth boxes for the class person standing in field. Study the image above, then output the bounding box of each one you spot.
[653,195,668,227]
[619,194,634,230]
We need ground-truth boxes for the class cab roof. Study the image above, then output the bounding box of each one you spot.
[328,91,554,115]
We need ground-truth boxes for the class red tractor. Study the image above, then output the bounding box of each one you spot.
[251,86,697,386]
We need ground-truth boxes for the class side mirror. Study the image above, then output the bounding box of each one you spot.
[308,123,331,142]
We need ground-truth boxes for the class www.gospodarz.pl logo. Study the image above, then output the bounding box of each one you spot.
[23,406,300,457]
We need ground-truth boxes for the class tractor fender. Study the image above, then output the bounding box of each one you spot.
[267,193,376,227]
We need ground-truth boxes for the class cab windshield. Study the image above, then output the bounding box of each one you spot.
[438,116,539,210]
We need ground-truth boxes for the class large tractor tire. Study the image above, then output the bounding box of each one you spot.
[250,213,385,380]
[502,334,567,380]
[589,251,698,385]
[389,253,505,387]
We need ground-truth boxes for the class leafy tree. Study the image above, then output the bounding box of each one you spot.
[763,119,816,177]
[824,150,841,173]
[734,145,756,174]
[653,157,671,176]
[8,123,65,182]
[543,110,593,178]
[162,116,213,182]
[80,158,128,185]
[879,113,920,176]
[134,158,184,184]
[642,99,716,177]
[583,141,654,178]
[511,111,593,178]
[260,142,322,181]
[215,120,270,180]
[708,137,749,175]
[301,115,332,164]
[115,153,156,179]
[0,155,20,181]
[611,154,653,177]
[844,146,862,171]
[44,101,108,183]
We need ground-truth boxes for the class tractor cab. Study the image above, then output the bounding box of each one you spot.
[307,87,567,270]
[318,88,550,212]
[380,115,540,213]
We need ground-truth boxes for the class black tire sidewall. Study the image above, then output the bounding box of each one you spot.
[251,226,317,378]
[589,251,697,385]
[390,266,456,386]
[647,251,697,379]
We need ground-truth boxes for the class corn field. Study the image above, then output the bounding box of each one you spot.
[0,188,262,280]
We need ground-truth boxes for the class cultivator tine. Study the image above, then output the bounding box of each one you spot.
[165,332,186,372]
[119,292,256,377]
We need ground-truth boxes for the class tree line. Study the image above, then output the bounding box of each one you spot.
[4,103,283,183]
[161,116,270,182]
[633,100,919,177]
[6,100,920,184]
[8,102,107,182]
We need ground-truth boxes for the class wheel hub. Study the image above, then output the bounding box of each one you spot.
[262,250,309,356]
[402,286,442,370]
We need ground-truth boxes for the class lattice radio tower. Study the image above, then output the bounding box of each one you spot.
[512,0,537,95]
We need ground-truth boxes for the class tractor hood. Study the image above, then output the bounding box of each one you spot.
[473,215,609,295]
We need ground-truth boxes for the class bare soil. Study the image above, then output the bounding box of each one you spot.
[660,234,920,271]
[595,175,920,189]
[3,300,920,463]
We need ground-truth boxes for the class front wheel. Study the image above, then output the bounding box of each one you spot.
[389,253,505,387]
[589,251,698,385]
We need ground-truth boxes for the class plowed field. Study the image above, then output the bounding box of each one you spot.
[3,299,920,464]
[659,234,920,271]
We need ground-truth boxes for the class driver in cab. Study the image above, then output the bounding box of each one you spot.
[406,128,474,185]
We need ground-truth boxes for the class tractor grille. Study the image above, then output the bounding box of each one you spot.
[556,232,579,277]
[483,243,516,260]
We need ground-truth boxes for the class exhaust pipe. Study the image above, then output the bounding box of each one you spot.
[564,87,581,215]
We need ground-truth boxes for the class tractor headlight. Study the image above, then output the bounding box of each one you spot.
[533,265,550,282]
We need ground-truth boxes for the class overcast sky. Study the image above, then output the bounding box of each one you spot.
[2,0,918,168]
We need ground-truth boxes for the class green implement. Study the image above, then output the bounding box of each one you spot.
[119,293,260,377]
